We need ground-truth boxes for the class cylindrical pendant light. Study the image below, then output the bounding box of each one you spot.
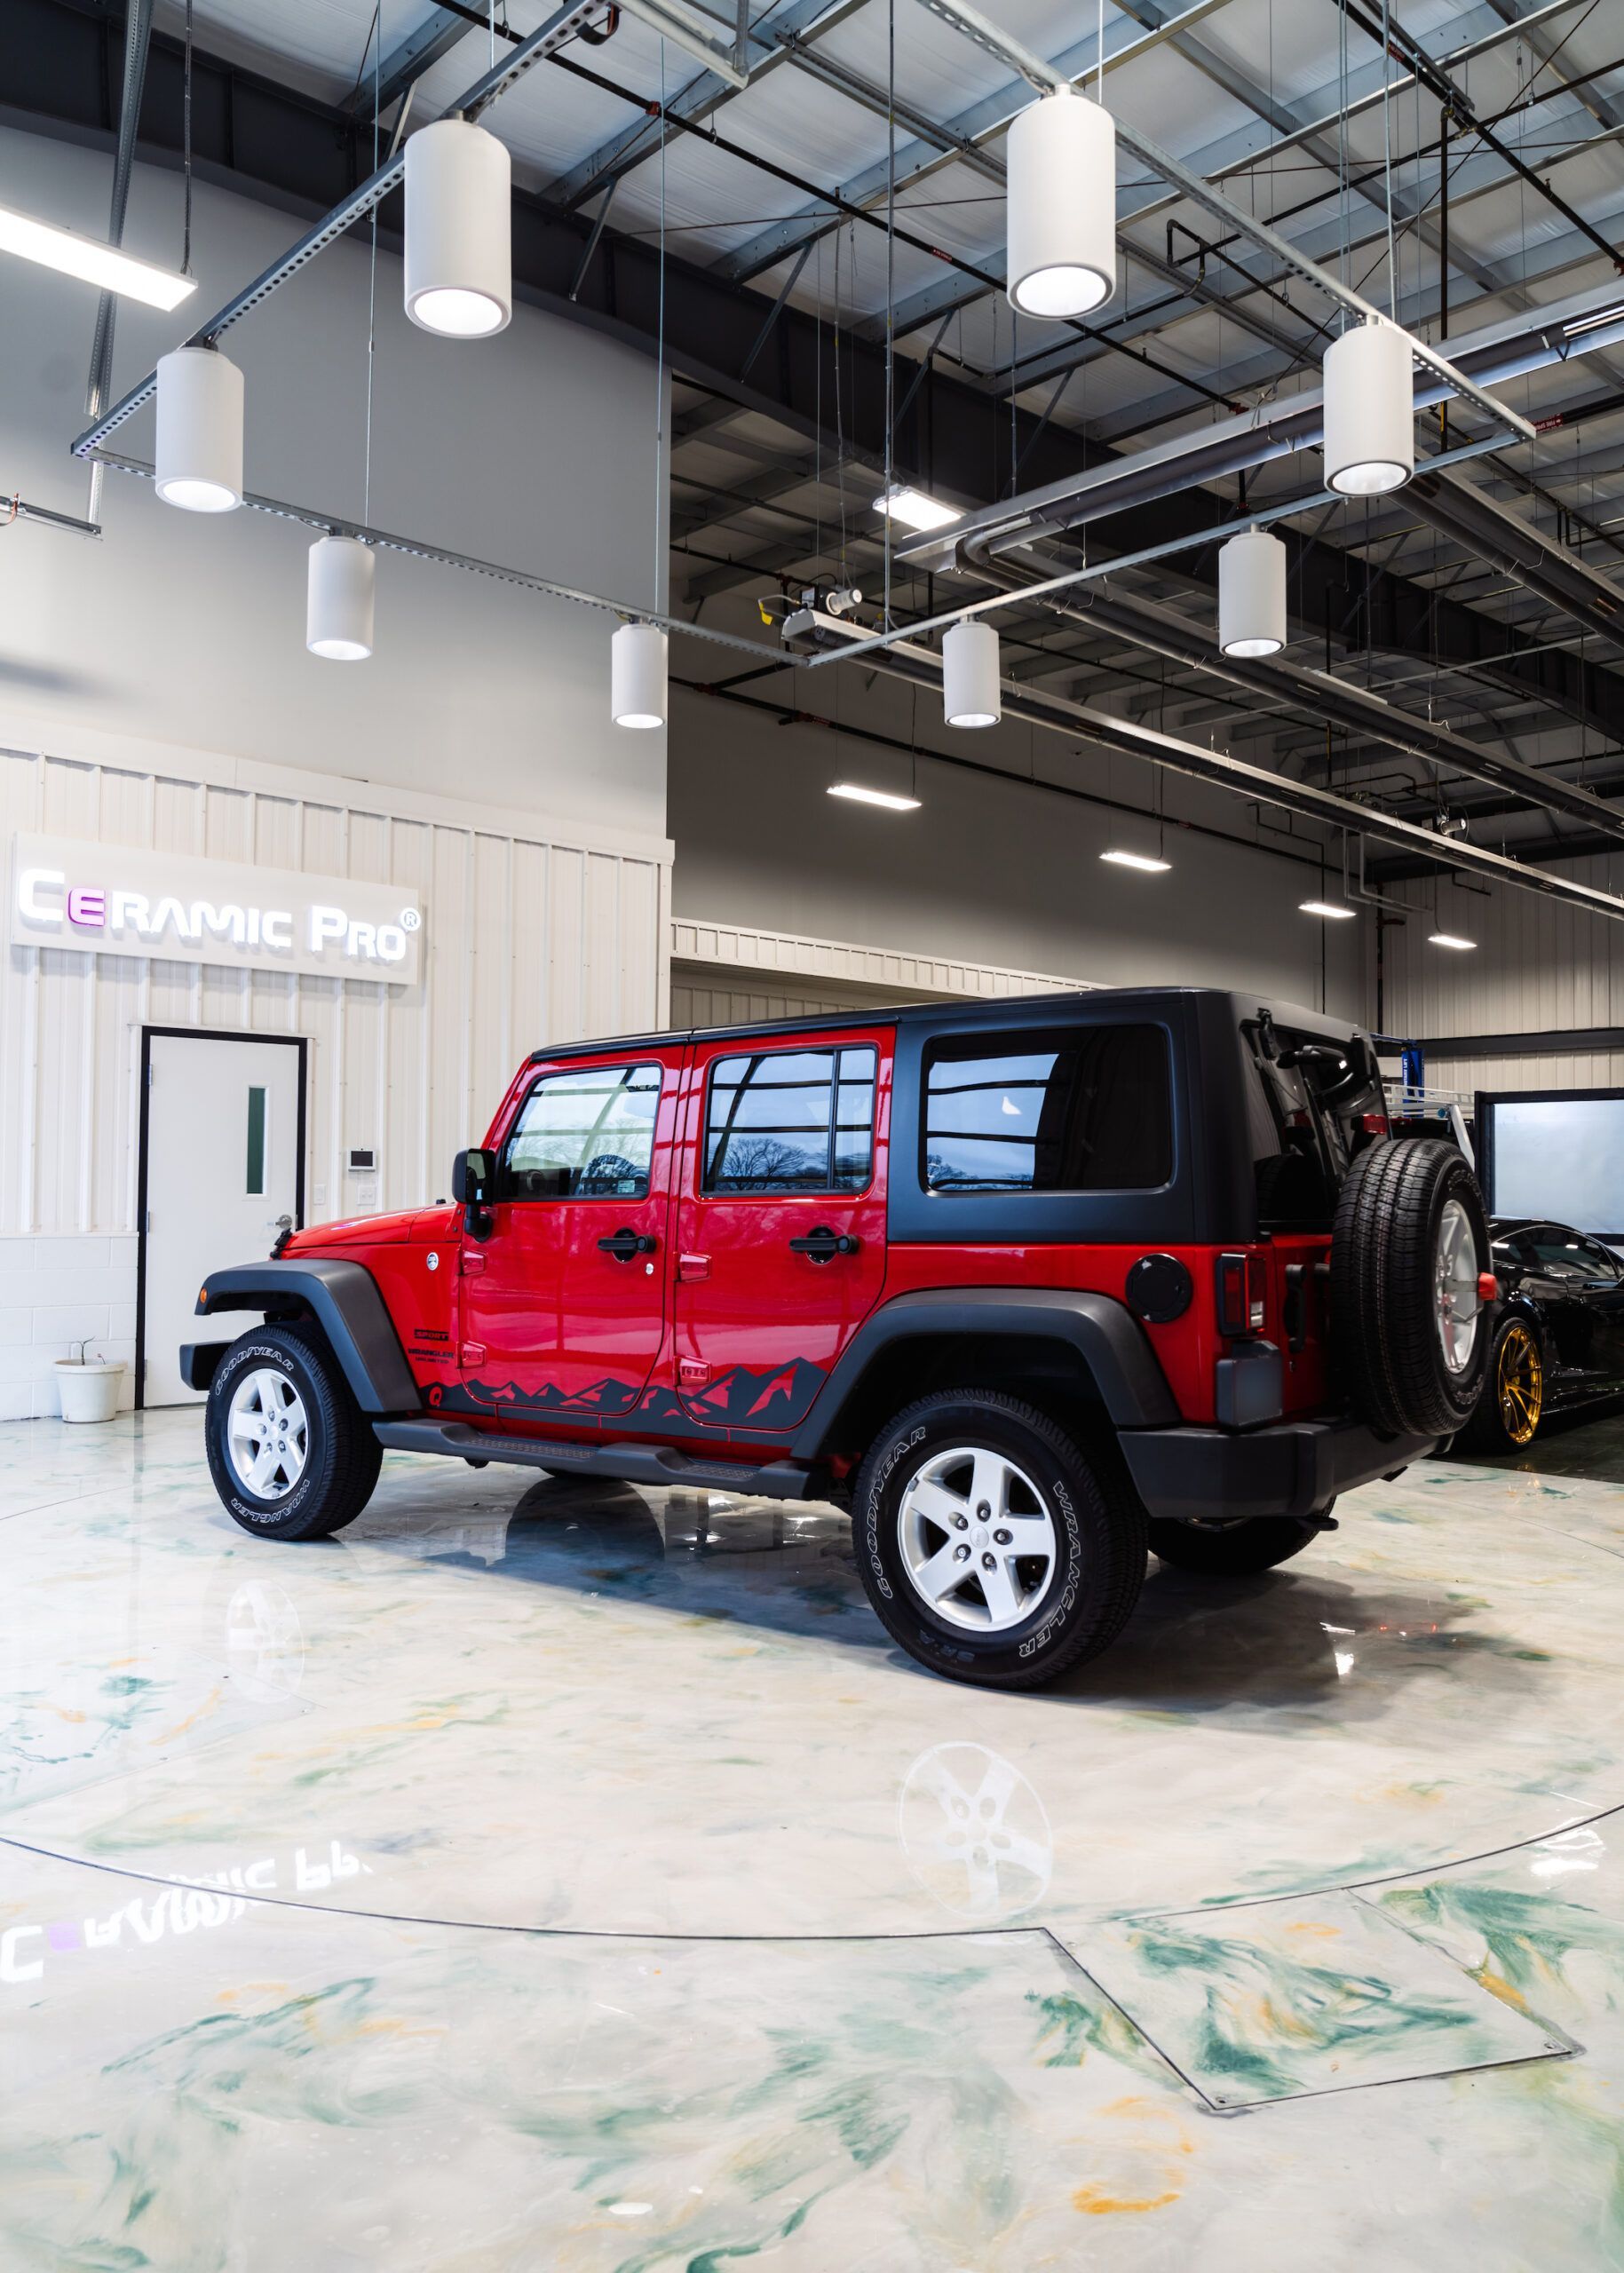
[1006,91,1117,320]
[404,119,512,338]
[612,622,667,729]
[154,345,244,512]
[306,535,375,661]
[943,619,1002,728]
[1218,528,1287,657]
[1322,320,1414,495]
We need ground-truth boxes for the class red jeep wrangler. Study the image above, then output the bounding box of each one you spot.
[188,991,1492,1689]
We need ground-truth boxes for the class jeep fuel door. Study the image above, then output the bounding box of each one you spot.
[672,1031,889,1430]
[456,1049,685,1422]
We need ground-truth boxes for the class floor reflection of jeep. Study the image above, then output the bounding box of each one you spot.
[187,990,1493,1690]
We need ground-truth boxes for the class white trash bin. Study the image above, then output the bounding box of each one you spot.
[55,1358,126,1424]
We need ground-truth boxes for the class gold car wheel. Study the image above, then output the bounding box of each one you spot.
[1497,1321,1543,1446]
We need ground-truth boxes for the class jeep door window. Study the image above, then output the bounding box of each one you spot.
[502,1064,662,1200]
[703,1048,876,1195]
[922,1025,1172,1193]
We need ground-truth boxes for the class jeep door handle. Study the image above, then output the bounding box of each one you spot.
[788,1226,860,1262]
[598,1228,657,1262]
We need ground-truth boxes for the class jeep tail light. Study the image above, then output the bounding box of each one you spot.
[1216,1253,1249,1338]
[1216,1251,1266,1338]
[1359,1111,1390,1135]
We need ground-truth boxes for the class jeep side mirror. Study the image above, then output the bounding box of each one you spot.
[454,1147,495,1239]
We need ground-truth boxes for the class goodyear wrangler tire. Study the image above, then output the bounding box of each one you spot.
[852,1390,1147,1689]
[1332,1137,1492,1440]
[205,1323,383,1541]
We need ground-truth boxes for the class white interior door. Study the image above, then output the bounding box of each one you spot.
[143,1033,303,1407]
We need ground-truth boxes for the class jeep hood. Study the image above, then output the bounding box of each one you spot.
[281,1208,420,1251]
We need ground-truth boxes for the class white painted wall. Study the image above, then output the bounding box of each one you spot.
[667,603,1365,1019]
[0,124,667,840]
[0,730,671,1417]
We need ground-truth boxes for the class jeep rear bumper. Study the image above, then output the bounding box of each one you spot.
[1119,1417,1439,1525]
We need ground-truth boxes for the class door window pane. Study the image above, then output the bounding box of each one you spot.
[245,1086,267,1196]
[503,1064,661,1200]
[923,1025,1172,1193]
[704,1047,877,1195]
[1522,1226,1618,1281]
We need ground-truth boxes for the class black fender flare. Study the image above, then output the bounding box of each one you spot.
[194,1260,419,1414]
[789,1286,1179,1460]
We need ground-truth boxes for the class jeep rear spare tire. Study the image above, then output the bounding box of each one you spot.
[852,1390,1147,1689]
[1332,1136,1491,1438]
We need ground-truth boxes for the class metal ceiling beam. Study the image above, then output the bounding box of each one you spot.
[69,0,645,460]
[717,0,1586,296]
[19,0,1619,762]
[783,609,1624,922]
[725,0,1571,340]
[718,0,1237,284]
[991,571,1624,843]
[547,0,867,211]
[1403,470,1624,653]
[907,0,1534,444]
[362,4,480,121]
[892,281,1624,566]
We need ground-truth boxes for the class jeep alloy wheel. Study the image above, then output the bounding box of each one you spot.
[205,1324,383,1542]
[852,1390,1147,1689]
[897,1446,1058,1632]
[226,1367,310,1501]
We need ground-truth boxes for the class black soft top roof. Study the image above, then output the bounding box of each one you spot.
[527,985,1366,1065]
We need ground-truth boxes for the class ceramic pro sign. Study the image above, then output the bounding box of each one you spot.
[9,833,423,984]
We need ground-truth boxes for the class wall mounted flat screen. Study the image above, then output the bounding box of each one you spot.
[1477,1089,1624,1239]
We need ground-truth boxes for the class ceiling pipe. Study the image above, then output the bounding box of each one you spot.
[1403,471,1624,656]
[781,606,1624,924]
[963,551,1624,845]
[896,281,1624,571]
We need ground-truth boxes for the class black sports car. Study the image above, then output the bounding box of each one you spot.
[1461,1218,1624,1453]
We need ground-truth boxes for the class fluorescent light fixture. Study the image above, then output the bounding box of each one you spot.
[0,202,197,310]
[1429,931,1477,950]
[1565,304,1624,338]
[1301,899,1357,920]
[1101,848,1170,873]
[828,782,921,812]
[874,485,962,533]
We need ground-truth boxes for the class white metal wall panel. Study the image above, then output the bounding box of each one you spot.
[1382,865,1624,1044]
[670,916,1086,1001]
[1,741,672,1239]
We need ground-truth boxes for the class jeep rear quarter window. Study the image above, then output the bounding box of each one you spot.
[922,1025,1173,1194]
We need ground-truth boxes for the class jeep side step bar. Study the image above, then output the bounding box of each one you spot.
[372,1419,828,1501]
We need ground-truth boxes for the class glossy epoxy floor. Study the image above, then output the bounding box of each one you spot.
[6,1414,1624,2269]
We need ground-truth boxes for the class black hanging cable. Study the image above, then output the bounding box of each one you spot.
[883,0,895,630]
[182,0,194,273]
[364,3,380,526]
